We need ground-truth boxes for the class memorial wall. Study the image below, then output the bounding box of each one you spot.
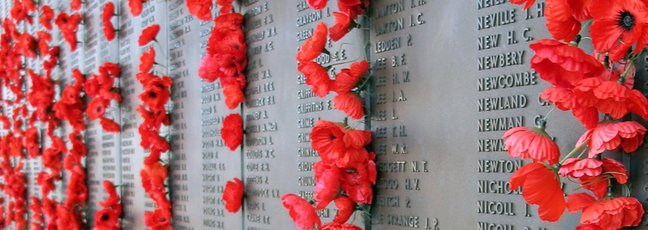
[0,0,647,229]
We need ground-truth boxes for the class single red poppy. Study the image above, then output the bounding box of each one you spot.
[601,158,629,184]
[590,0,648,61]
[221,114,243,151]
[103,21,115,41]
[94,209,120,230]
[333,93,364,119]
[567,193,643,229]
[187,0,213,21]
[282,194,322,230]
[129,0,143,16]
[321,223,362,230]
[510,163,566,222]
[143,208,171,229]
[24,126,39,158]
[340,160,375,204]
[71,0,82,10]
[530,39,605,89]
[330,12,352,42]
[338,0,369,19]
[308,0,327,10]
[87,97,107,120]
[298,61,332,98]
[216,0,234,14]
[223,82,244,110]
[103,62,121,77]
[558,158,603,178]
[223,178,244,213]
[139,24,160,46]
[98,181,120,208]
[503,126,561,164]
[311,120,346,164]
[545,0,580,41]
[332,60,368,94]
[100,117,121,133]
[510,0,536,10]
[575,224,603,230]
[314,162,341,209]
[297,22,328,62]
[332,196,355,224]
[576,121,646,157]
[139,47,155,73]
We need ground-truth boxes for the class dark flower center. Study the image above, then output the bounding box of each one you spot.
[149,91,157,98]
[618,10,635,31]
[101,213,110,221]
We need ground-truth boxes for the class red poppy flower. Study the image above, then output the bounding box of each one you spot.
[94,209,120,230]
[574,77,648,119]
[216,0,234,14]
[85,77,100,97]
[510,163,566,222]
[139,47,155,73]
[567,193,643,229]
[223,82,244,110]
[55,12,82,32]
[139,126,170,153]
[332,60,368,94]
[103,62,121,77]
[98,181,120,208]
[314,162,341,209]
[558,158,603,178]
[297,22,328,62]
[221,114,243,151]
[503,126,561,164]
[575,224,603,230]
[333,93,364,119]
[510,0,536,10]
[139,76,172,112]
[22,0,36,12]
[24,126,39,158]
[338,0,369,19]
[129,0,143,16]
[311,120,346,162]
[545,0,580,41]
[600,160,626,184]
[100,117,121,133]
[321,223,362,230]
[87,97,107,120]
[143,208,171,229]
[37,172,57,197]
[308,0,327,10]
[590,0,648,62]
[576,121,646,157]
[282,194,322,230]
[340,154,376,204]
[332,196,355,224]
[223,178,244,213]
[540,86,602,129]
[330,12,352,42]
[530,39,605,89]
[298,61,332,98]
[103,20,115,41]
[139,24,160,46]
[187,0,212,21]
[10,0,30,24]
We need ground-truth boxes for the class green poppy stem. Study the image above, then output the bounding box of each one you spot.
[559,139,589,165]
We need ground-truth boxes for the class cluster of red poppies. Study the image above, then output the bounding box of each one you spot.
[282,120,375,229]
[85,62,122,133]
[503,0,648,228]
[308,0,367,41]
[296,22,369,119]
[198,2,246,111]
[135,23,173,230]
[94,180,122,229]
